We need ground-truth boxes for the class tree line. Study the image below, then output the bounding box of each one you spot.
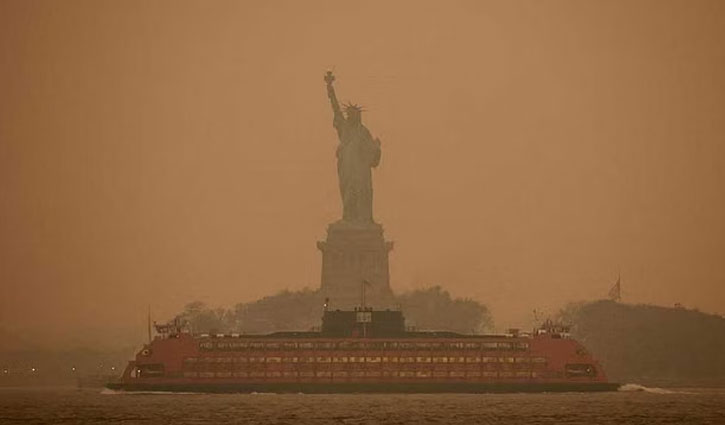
[174,286,494,335]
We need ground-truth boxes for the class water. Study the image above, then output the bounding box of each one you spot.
[1,385,723,424]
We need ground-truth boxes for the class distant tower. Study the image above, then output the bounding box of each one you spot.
[318,71,395,309]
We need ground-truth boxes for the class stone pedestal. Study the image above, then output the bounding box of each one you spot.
[317,221,394,309]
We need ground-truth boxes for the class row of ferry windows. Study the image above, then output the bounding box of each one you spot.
[201,341,530,351]
[183,371,539,379]
[185,356,547,364]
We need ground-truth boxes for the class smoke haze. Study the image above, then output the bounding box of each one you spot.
[1,0,724,347]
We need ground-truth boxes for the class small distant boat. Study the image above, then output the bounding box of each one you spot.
[107,306,618,393]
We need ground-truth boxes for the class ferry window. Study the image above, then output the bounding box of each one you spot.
[337,341,353,349]
[399,342,415,349]
[183,357,198,363]
[515,357,530,363]
[400,371,415,378]
[482,357,497,363]
[137,363,165,377]
[532,357,547,363]
[514,342,529,350]
[381,357,389,363]
[315,371,332,378]
[416,371,430,378]
[465,357,481,363]
[504,357,515,363]
[385,342,398,349]
[316,342,335,349]
[298,342,314,349]
[565,363,597,377]
[366,356,381,363]
[267,357,281,363]
[416,342,431,349]
[448,342,464,349]
[230,342,246,351]
[265,343,280,349]
[282,342,297,349]
[400,356,415,363]
[432,356,448,363]
[250,342,264,349]
[416,357,431,363]
[199,342,214,351]
[481,342,498,350]
[497,342,513,350]
[465,343,479,350]
[316,357,331,363]
[428,342,443,349]
[332,357,348,363]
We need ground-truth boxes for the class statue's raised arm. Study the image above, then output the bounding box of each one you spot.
[324,71,344,130]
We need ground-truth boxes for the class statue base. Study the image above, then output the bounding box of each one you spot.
[317,220,395,310]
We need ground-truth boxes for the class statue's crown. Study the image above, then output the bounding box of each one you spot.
[344,102,364,114]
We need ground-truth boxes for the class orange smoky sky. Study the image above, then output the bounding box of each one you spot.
[1,0,724,347]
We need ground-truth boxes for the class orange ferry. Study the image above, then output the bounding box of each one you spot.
[108,306,617,393]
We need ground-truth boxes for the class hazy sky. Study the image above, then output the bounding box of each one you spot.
[1,0,724,347]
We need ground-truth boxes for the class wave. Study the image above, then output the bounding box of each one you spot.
[618,383,680,394]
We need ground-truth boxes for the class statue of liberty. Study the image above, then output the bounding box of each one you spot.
[324,71,381,224]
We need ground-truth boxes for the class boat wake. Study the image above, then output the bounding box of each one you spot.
[618,383,681,394]
[100,388,202,395]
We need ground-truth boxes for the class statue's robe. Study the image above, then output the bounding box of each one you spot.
[333,115,380,224]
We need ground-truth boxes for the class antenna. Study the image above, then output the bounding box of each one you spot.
[147,305,152,344]
[361,280,372,309]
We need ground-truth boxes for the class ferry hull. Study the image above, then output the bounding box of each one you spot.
[106,381,620,394]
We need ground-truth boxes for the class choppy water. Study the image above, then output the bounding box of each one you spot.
[1,385,724,424]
